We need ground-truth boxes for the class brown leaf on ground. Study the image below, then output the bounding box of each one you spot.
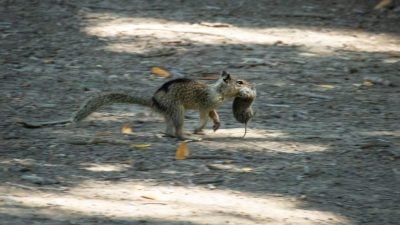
[131,143,152,149]
[374,0,393,10]
[121,123,134,134]
[175,142,190,160]
[151,67,171,77]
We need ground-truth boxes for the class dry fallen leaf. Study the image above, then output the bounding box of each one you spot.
[43,58,55,64]
[175,142,189,160]
[151,67,171,77]
[131,144,152,149]
[374,0,393,10]
[363,80,374,87]
[364,77,393,87]
[121,123,134,134]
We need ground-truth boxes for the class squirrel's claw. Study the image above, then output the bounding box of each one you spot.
[213,121,221,132]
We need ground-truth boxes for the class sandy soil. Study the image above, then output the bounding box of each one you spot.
[1,0,399,224]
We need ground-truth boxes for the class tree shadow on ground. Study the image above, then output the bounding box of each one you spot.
[0,1,399,225]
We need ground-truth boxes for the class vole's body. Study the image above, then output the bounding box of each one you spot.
[232,95,256,137]
[25,71,255,140]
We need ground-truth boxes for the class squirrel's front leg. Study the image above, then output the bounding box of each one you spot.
[194,110,209,135]
[194,110,220,135]
[209,110,220,132]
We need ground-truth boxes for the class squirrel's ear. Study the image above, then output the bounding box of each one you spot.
[221,71,231,82]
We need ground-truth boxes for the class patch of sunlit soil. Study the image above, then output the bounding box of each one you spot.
[82,15,400,55]
[202,128,329,153]
[359,130,400,137]
[1,181,349,225]
[80,163,130,172]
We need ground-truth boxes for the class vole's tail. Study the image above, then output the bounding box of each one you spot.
[72,93,152,122]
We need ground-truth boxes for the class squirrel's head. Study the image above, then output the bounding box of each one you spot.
[217,71,256,99]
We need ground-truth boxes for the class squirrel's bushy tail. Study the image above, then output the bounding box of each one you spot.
[19,93,152,128]
[72,93,152,122]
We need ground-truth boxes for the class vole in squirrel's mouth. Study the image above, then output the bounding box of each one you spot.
[232,86,256,137]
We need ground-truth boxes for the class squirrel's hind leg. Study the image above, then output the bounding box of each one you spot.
[164,118,176,137]
[170,106,186,140]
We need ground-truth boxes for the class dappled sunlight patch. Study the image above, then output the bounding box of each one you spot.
[315,84,336,90]
[73,105,161,122]
[205,128,288,139]
[83,111,135,122]
[82,14,400,55]
[251,140,329,153]
[202,128,329,153]
[0,158,36,166]
[80,162,130,172]
[383,58,400,64]
[1,181,349,225]
[103,43,150,54]
[206,163,255,173]
[358,130,400,138]
[202,139,328,154]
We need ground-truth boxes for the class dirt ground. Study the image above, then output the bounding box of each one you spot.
[1,0,399,224]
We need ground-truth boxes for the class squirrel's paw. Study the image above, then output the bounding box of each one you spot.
[193,129,205,135]
[212,122,221,132]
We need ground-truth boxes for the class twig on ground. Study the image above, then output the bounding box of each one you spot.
[6,182,68,191]
[68,138,131,145]
[297,92,334,100]
[269,13,335,19]
[188,155,235,160]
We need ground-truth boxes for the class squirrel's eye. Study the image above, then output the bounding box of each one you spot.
[236,80,244,85]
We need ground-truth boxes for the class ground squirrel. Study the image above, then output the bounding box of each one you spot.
[21,71,256,140]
